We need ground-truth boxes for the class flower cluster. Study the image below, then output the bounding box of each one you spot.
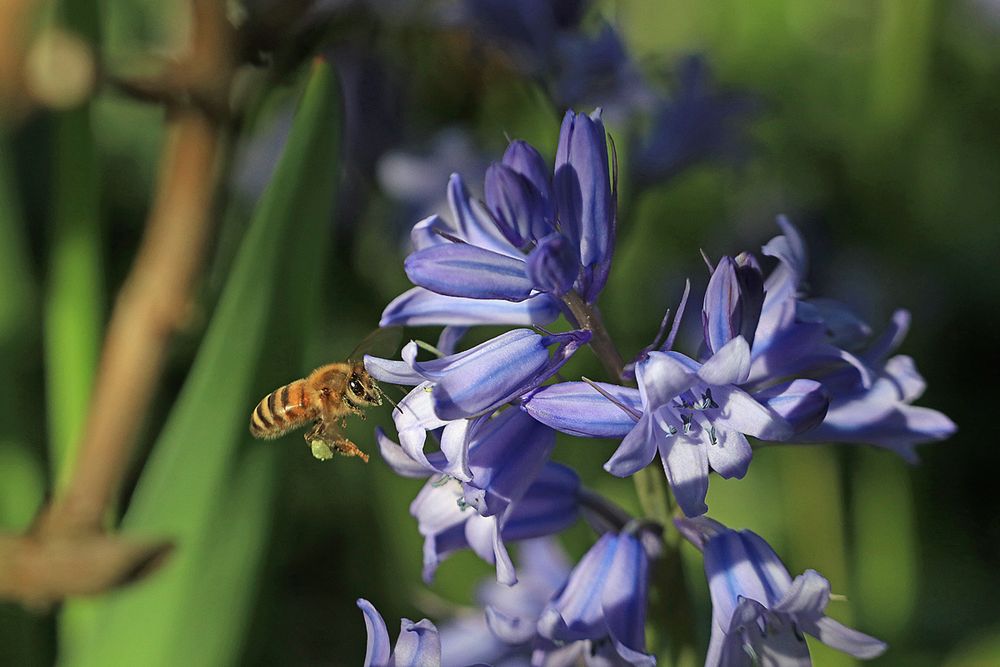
[354,103,954,666]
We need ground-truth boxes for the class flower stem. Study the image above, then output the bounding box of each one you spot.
[563,291,624,380]
[563,291,698,665]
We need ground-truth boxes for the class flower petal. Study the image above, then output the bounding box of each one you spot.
[392,617,442,667]
[862,309,910,365]
[447,173,520,257]
[393,382,450,470]
[702,255,763,354]
[659,434,709,517]
[465,513,500,564]
[772,569,830,620]
[375,427,441,478]
[365,349,425,385]
[502,139,555,227]
[800,374,957,462]
[411,477,468,539]
[405,243,533,301]
[800,297,872,349]
[802,616,888,659]
[501,463,581,542]
[522,381,641,438]
[761,215,808,309]
[604,413,658,477]
[883,354,926,403]
[538,534,618,642]
[554,110,612,270]
[464,408,556,517]
[637,351,698,407]
[698,335,751,386]
[673,516,728,552]
[753,379,829,436]
[486,162,549,248]
[439,418,473,482]
[712,384,792,441]
[602,533,655,666]
[703,528,793,625]
[707,428,752,479]
[746,614,812,667]
[436,326,467,356]
[485,605,538,645]
[527,232,578,295]
[380,287,561,327]
[410,214,451,251]
[357,599,392,667]
[431,329,589,420]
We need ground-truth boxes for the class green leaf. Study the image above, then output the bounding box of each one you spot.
[44,97,104,490]
[68,60,340,667]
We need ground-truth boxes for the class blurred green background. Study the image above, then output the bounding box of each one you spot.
[0,0,994,665]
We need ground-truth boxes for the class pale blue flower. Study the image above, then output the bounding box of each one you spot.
[676,517,887,666]
[357,598,442,667]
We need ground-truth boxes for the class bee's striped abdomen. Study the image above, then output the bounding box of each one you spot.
[250,379,313,439]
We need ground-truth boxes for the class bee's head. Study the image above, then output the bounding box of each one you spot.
[346,362,382,407]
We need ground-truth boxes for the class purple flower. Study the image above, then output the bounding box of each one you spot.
[554,109,615,303]
[366,329,589,421]
[439,538,571,666]
[390,109,615,332]
[461,0,590,77]
[632,55,755,187]
[533,528,656,666]
[676,517,887,666]
[357,598,441,667]
[402,460,580,585]
[552,25,655,124]
[523,343,808,517]
[792,310,957,462]
[747,218,956,458]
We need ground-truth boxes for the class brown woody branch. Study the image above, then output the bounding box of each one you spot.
[0,0,238,606]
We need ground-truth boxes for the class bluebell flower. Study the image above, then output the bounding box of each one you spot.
[790,309,957,462]
[387,109,615,333]
[366,329,589,421]
[554,109,616,303]
[552,25,655,124]
[439,538,571,666]
[525,342,808,517]
[747,217,956,459]
[460,0,589,76]
[632,55,755,188]
[395,452,580,585]
[532,527,657,666]
[357,598,441,667]
[675,517,887,666]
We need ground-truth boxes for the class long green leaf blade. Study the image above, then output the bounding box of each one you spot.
[69,60,340,667]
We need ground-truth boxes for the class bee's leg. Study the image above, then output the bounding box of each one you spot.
[304,421,336,461]
[341,398,366,418]
[331,437,369,464]
[304,421,325,442]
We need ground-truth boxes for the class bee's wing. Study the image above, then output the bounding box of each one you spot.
[348,325,403,361]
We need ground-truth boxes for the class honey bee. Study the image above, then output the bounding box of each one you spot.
[249,328,399,462]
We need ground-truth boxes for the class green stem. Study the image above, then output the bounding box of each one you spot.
[562,290,698,664]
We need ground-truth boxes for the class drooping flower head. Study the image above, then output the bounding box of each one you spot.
[533,524,657,665]
[438,538,571,666]
[676,517,887,666]
[721,217,957,460]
